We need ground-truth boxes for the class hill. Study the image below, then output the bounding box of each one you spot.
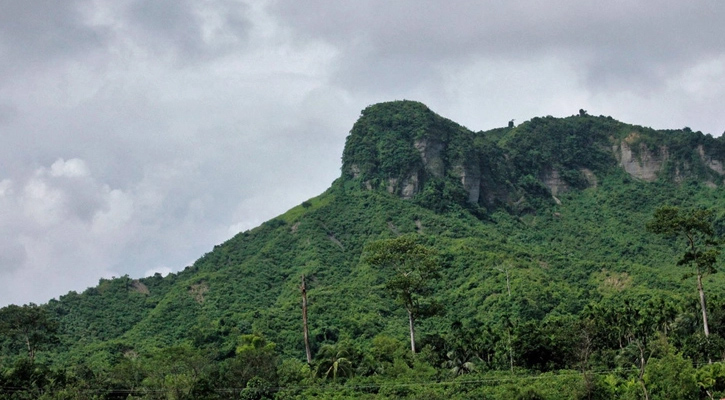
[1,100,725,399]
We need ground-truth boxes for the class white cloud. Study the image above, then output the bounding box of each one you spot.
[49,158,91,178]
[22,178,65,226]
[91,188,134,234]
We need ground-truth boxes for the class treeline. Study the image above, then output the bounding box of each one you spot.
[3,292,725,399]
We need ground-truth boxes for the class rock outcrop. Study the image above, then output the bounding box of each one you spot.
[541,168,568,196]
[614,137,669,181]
[341,100,724,213]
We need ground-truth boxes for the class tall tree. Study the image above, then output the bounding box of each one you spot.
[647,206,721,337]
[363,235,441,354]
[301,274,313,364]
[0,303,58,361]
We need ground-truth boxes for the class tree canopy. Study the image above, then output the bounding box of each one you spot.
[648,206,722,338]
[364,234,442,353]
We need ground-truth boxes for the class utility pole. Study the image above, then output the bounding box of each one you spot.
[301,274,312,364]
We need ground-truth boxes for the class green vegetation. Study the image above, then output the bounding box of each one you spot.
[1,100,725,399]
[0,304,57,362]
[364,235,443,353]
[648,206,721,338]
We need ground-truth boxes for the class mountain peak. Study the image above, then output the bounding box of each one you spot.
[341,101,480,208]
[340,101,725,213]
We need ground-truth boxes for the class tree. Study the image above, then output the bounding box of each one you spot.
[141,345,211,399]
[314,343,354,380]
[644,349,698,400]
[647,206,721,337]
[0,303,58,361]
[444,347,477,376]
[585,295,673,400]
[363,235,442,354]
[301,274,312,365]
[227,334,279,387]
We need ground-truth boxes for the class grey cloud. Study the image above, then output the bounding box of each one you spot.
[17,159,107,227]
[124,0,251,63]
[46,175,105,223]
[0,0,253,85]
[0,241,26,274]
[271,1,725,91]
[0,103,17,128]
[0,0,108,78]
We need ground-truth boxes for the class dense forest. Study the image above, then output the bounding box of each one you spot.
[2,100,725,399]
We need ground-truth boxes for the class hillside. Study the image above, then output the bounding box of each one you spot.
[2,100,725,399]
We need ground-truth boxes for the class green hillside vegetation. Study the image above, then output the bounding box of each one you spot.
[1,100,725,399]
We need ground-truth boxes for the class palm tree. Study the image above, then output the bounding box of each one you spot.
[444,348,477,376]
[314,344,354,380]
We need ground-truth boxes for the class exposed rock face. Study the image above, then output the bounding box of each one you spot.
[130,280,150,295]
[542,168,598,195]
[386,174,421,199]
[400,173,419,199]
[612,140,724,184]
[386,178,398,194]
[452,164,481,204]
[189,282,208,304]
[698,145,725,175]
[413,138,445,178]
[615,141,668,181]
[581,168,598,187]
[541,168,568,196]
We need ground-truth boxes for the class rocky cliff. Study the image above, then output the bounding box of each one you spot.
[341,100,724,212]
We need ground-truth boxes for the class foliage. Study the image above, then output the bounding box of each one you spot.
[644,348,698,400]
[0,303,58,362]
[647,206,721,276]
[648,206,722,337]
[364,235,442,353]
[2,101,725,398]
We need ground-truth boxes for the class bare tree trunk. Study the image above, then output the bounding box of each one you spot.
[640,379,650,400]
[25,334,34,362]
[508,344,514,373]
[495,265,511,297]
[508,329,514,373]
[301,275,312,364]
[697,271,710,337]
[636,340,650,400]
[578,322,594,400]
[408,308,416,354]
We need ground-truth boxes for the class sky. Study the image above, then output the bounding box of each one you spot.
[1,0,724,307]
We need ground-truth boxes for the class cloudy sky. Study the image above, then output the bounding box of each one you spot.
[1,0,724,307]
